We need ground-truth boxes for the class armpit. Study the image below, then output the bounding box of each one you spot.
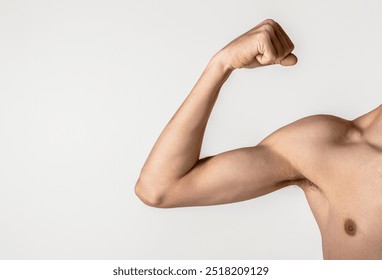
[293,178,321,191]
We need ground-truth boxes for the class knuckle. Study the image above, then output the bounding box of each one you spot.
[260,23,274,33]
[263,18,277,25]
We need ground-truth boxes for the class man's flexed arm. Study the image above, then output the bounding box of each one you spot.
[135,19,298,208]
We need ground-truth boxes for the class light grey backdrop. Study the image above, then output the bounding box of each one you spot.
[0,0,381,259]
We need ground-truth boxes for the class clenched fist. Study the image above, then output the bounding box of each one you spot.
[217,19,297,70]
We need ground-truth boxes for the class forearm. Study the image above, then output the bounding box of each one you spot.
[137,53,232,189]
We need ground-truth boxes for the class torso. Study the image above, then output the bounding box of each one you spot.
[275,105,382,259]
[299,143,382,259]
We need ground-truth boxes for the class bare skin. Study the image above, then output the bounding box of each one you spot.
[134,19,382,260]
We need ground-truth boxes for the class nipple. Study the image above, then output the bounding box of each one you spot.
[344,218,357,236]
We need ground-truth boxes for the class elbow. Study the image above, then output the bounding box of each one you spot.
[134,178,171,208]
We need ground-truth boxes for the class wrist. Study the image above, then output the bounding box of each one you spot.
[209,51,235,74]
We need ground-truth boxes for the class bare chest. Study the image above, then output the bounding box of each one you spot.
[321,201,382,259]
[303,144,382,259]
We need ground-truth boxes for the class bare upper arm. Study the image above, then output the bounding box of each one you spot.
[140,114,349,208]
[159,143,302,208]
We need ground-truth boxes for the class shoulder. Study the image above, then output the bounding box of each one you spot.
[260,114,352,148]
[258,114,353,178]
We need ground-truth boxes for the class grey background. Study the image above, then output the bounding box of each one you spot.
[0,0,381,259]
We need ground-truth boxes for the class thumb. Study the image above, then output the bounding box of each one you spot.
[279,53,298,66]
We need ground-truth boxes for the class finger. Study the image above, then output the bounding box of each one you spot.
[256,35,278,65]
[280,53,298,66]
[260,19,289,52]
[255,19,294,48]
[273,24,290,54]
[258,20,287,61]
[269,30,284,61]
[276,23,295,51]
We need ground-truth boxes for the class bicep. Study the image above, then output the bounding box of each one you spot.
[164,145,300,207]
